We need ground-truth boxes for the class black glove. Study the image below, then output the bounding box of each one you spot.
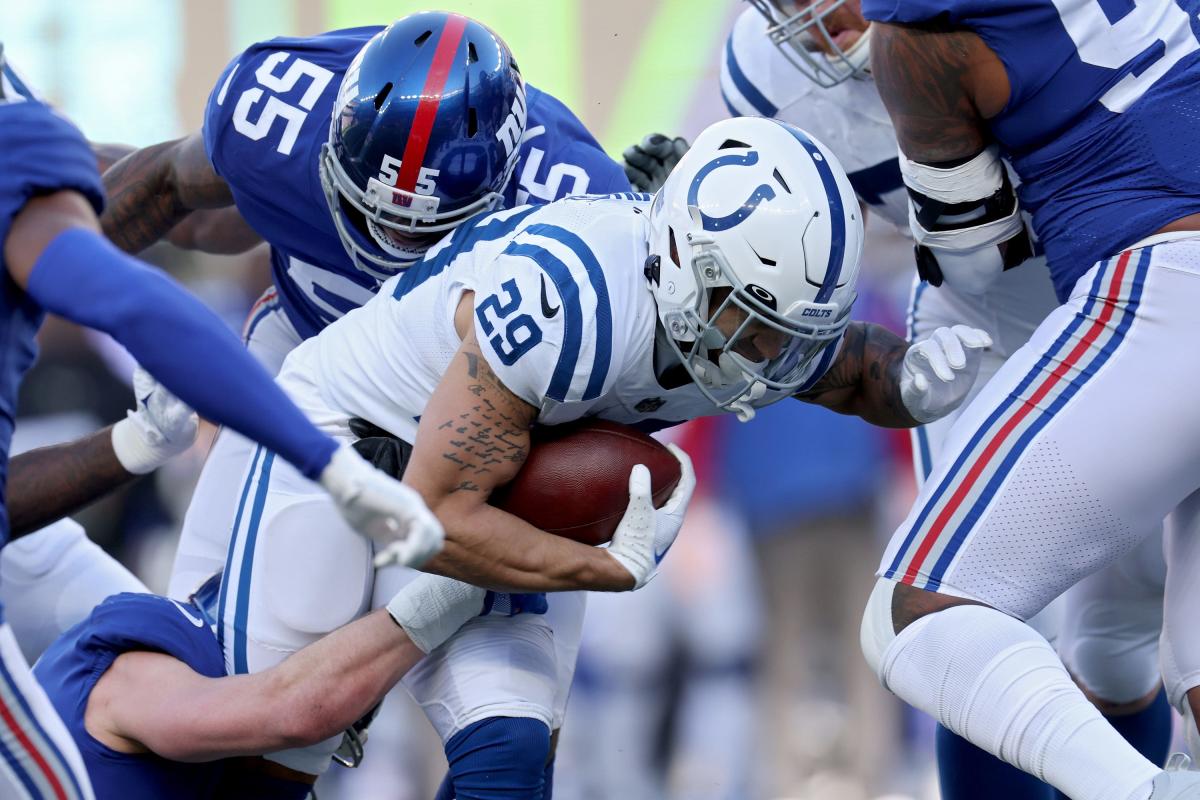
[622,133,690,193]
[349,417,412,480]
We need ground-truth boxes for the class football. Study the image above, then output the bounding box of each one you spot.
[490,420,682,546]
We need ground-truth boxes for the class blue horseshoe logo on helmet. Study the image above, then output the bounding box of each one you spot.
[687,150,777,232]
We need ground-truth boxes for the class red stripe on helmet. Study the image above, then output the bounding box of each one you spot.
[394,14,469,196]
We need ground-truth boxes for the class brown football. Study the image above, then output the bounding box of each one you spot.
[489,419,682,546]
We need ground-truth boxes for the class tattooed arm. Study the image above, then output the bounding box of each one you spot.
[100,133,239,254]
[7,427,134,539]
[870,21,1010,163]
[401,328,636,593]
[795,322,919,428]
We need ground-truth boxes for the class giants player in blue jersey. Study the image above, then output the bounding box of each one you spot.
[0,44,443,800]
[95,11,633,602]
[853,1,1200,798]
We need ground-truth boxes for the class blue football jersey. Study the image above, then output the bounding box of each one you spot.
[0,94,105,547]
[35,592,312,800]
[35,593,228,800]
[203,27,630,340]
[863,0,1200,299]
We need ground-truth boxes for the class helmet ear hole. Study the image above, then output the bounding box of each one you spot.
[668,228,681,267]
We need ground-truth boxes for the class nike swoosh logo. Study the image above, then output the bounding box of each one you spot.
[170,600,206,628]
[654,543,672,565]
[139,392,153,409]
[539,274,560,319]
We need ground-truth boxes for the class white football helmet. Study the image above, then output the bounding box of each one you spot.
[647,116,863,420]
[747,0,872,87]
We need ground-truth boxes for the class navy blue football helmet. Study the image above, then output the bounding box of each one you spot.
[320,12,527,279]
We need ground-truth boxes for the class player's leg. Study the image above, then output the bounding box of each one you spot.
[0,618,93,800]
[405,595,586,800]
[168,295,299,599]
[0,519,147,663]
[905,272,1060,800]
[1159,486,1200,758]
[216,443,375,776]
[1059,528,1170,777]
[865,244,1200,800]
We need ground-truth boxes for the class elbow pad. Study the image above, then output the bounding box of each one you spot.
[900,146,1033,295]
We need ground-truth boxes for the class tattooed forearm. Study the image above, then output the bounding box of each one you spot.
[101,134,233,254]
[7,427,134,539]
[870,22,989,163]
[435,342,534,493]
[796,322,918,428]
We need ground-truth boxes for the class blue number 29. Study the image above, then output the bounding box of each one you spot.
[476,279,543,365]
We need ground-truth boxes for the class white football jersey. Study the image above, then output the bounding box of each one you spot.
[277,195,835,443]
[720,8,908,228]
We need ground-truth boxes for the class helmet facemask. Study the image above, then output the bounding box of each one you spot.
[658,225,853,422]
[319,139,518,282]
[746,0,872,88]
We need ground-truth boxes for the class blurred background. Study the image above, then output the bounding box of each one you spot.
[2,1,936,798]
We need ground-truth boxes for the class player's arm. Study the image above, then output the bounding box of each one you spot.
[7,369,197,538]
[88,576,487,762]
[99,133,237,254]
[796,321,990,427]
[2,188,442,572]
[402,328,637,593]
[871,23,1030,293]
[93,139,260,254]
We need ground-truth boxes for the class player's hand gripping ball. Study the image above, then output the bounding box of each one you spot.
[489,420,683,546]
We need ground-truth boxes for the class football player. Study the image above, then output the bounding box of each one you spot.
[93,11,633,601]
[855,1,1200,798]
[642,2,1166,797]
[32,566,536,799]
[0,45,440,800]
[205,115,992,797]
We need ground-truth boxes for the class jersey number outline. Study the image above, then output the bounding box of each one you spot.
[231,52,334,156]
[476,279,543,365]
[1050,0,1200,113]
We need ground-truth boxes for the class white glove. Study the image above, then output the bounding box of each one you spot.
[606,443,695,589]
[319,444,444,569]
[900,325,993,423]
[386,575,486,654]
[110,366,199,474]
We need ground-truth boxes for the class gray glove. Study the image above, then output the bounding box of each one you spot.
[622,134,689,193]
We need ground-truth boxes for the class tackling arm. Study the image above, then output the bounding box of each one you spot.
[89,609,424,762]
[403,329,636,593]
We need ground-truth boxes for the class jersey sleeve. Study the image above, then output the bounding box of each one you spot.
[82,593,226,679]
[0,101,105,248]
[471,228,616,411]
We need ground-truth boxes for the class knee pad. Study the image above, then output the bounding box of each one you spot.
[861,578,898,679]
[262,500,372,635]
[442,717,551,800]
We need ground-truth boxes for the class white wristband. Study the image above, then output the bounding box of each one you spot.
[386,575,485,654]
[110,414,163,475]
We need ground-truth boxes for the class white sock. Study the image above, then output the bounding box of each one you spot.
[879,604,1158,800]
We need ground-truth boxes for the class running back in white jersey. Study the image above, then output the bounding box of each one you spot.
[278,195,835,442]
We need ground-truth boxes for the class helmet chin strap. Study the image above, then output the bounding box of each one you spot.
[366,218,429,263]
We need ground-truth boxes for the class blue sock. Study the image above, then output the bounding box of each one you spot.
[936,723,1057,800]
[1052,688,1173,800]
[434,717,551,800]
